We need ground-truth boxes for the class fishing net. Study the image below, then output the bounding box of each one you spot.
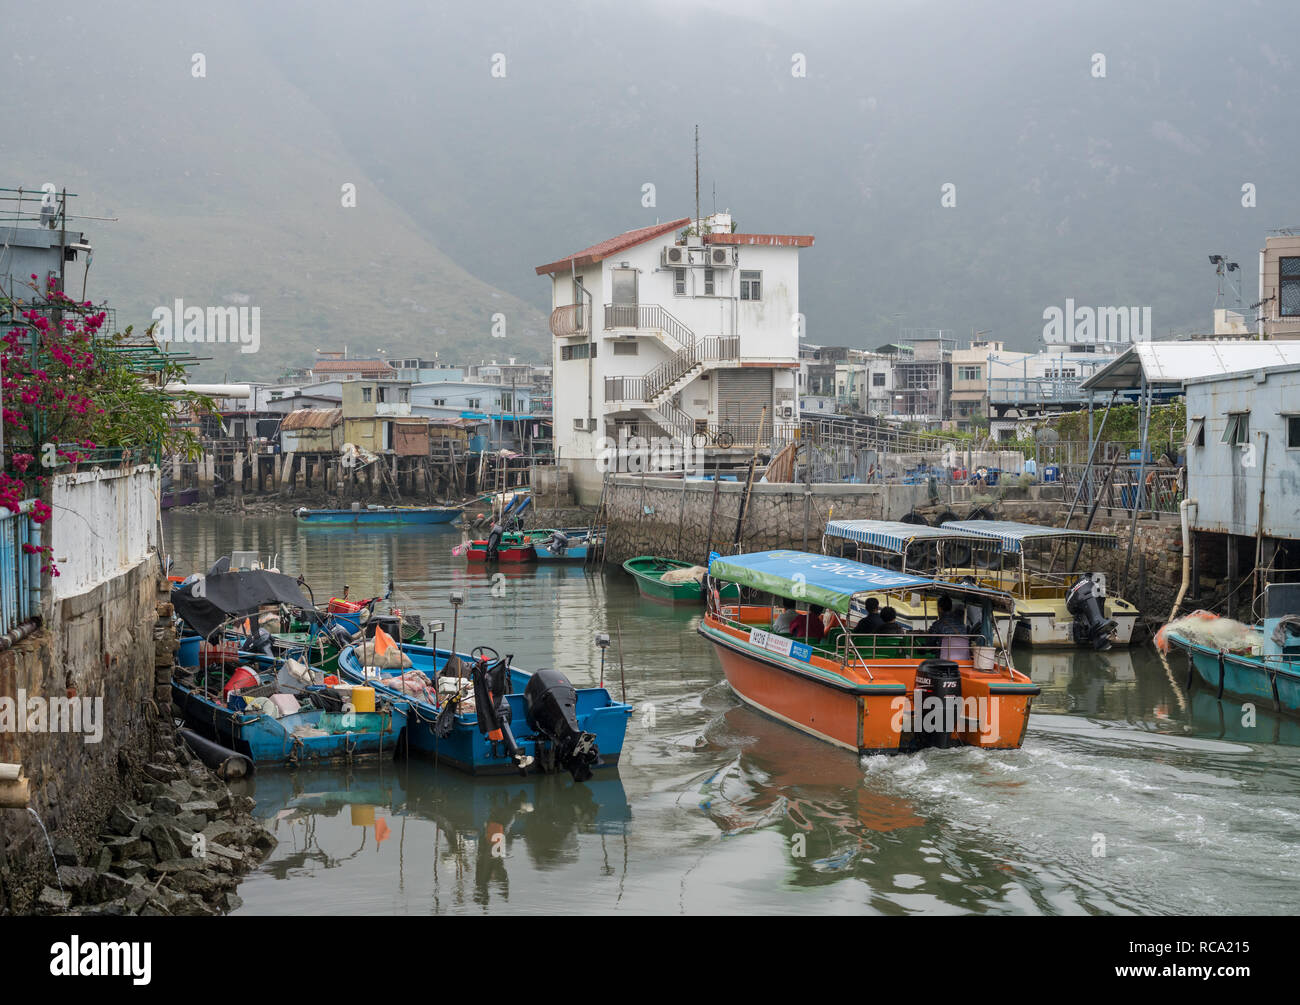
[661,565,707,584]
[1154,611,1261,656]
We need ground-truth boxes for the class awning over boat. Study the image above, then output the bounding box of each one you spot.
[941,520,1118,552]
[707,550,934,614]
[172,570,315,640]
[824,520,998,554]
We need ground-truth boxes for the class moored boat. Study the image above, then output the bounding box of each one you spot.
[623,555,741,603]
[941,520,1140,648]
[337,641,632,778]
[698,550,1038,754]
[171,652,409,768]
[1158,583,1300,714]
[822,519,1015,641]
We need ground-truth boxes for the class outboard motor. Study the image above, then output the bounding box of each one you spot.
[1066,574,1117,650]
[246,626,275,658]
[486,523,503,560]
[523,669,599,782]
[547,531,570,556]
[911,659,962,749]
[326,623,355,651]
[472,656,533,772]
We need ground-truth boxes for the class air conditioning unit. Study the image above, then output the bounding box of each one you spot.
[778,401,796,419]
[662,245,688,267]
[706,246,735,268]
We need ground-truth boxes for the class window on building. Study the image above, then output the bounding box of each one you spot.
[703,268,715,296]
[362,387,372,403]
[1188,416,1205,447]
[399,388,409,403]
[613,341,638,355]
[1222,411,1249,445]
[432,398,446,407]
[872,372,886,386]
[467,398,481,409]
[1282,257,1300,317]
[740,270,762,301]
[376,386,387,403]
[1288,415,1300,448]
[560,343,596,361]
[673,268,686,296]
[957,365,982,381]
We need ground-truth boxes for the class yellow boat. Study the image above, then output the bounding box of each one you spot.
[821,520,1016,647]
[941,520,1140,649]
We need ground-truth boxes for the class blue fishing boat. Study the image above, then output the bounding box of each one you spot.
[295,505,463,525]
[1160,583,1300,714]
[171,652,409,768]
[528,527,604,561]
[336,642,632,779]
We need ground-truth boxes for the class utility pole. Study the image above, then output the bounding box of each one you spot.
[694,125,700,231]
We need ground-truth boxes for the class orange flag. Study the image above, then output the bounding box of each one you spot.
[374,625,395,655]
[375,818,391,845]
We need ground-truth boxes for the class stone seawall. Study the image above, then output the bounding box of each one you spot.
[601,475,1191,628]
[603,476,935,564]
[0,557,166,910]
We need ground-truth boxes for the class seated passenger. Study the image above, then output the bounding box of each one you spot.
[876,606,907,635]
[930,595,972,661]
[851,597,884,633]
[772,597,799,634]
[789,604,826,641]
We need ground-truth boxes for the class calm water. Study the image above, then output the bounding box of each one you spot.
[163,512,1300,915]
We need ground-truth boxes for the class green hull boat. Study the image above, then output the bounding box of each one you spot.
[623,556,741,604]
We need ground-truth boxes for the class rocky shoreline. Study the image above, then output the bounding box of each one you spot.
[31,736,275,917]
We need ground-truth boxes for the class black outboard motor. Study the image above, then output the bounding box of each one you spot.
[327,623,355,651]
[1066,574,1117,650]
[911,659,962,749]
[547,531,570,556]
[523,669,599,782]
[246,626,275,658]
[472,656,532,772]
[485,523,503,560]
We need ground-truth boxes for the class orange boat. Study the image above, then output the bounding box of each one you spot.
[699,550,1039,754]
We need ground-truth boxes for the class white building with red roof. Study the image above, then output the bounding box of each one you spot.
[536,212,813,502]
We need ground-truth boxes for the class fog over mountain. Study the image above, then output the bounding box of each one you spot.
[3,0,1294,376]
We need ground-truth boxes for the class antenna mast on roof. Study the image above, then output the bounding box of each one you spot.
[694,124,700,233]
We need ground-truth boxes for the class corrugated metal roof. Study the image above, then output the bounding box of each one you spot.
[1080,340,1300,391]
[280,408,341,430]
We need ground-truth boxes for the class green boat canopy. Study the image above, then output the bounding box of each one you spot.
[708,550,1015,614]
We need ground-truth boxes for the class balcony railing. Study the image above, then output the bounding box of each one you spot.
[605,335,741,403]
[987,377,1092,406]
[549,304,588,337]
[603,303,696,350]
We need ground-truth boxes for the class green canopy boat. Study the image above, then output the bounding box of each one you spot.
[623,556,742,604]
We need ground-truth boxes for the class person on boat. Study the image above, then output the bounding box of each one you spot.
[851,597,884,633]
[930,594,972,660]
[876,606,906,635]
[773,597,799,634]
[789,604,825,641]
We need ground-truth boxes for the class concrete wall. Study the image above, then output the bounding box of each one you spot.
[51,465,160,600]
[0,554,166,909]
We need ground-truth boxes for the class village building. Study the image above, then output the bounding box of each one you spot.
[536,212,812,503]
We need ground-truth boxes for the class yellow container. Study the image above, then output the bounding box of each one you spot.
[351,686,375,714]
[351,804,375,827]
